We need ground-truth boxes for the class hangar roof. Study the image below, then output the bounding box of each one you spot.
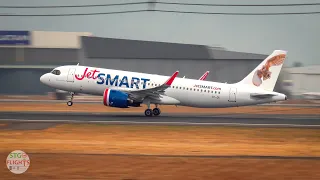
[81,36,267,60]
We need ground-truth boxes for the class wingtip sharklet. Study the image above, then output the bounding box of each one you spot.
[165,71,179,85]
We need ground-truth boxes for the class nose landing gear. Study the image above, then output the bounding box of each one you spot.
[67,92,75,106]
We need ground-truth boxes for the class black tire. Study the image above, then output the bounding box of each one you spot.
[144,109,153,116]
[152,108,161,116]
[67,101,73,106]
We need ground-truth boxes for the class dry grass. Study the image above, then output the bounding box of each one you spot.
[1,153,320,180]
[1,102,320,114]
[1,124,319,179]
[1,124,319,156]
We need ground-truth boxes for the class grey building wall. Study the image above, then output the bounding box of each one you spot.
[80,37,266,83]
[0,48,79,65]
[0,47,79,95]
[0,69,55,95]
[82,36,211,60]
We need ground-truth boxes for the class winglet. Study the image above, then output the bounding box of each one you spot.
[165,71,179,86]
[199,71,210,80]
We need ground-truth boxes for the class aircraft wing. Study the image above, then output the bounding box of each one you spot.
[123,71,179,101]
[250,93,276,99]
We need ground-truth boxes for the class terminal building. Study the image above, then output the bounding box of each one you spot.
[0,30,289,96]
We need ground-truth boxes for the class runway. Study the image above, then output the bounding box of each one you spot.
[0,112,319,128]
[1,99,320,107]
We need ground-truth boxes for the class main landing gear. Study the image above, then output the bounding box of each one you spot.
[67,92,75,106]
[144,104,161,117]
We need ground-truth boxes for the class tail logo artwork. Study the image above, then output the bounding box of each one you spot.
[252,54,286,87]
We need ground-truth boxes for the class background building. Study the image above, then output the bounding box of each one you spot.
[283,65,320,98]
[0,30,289,96]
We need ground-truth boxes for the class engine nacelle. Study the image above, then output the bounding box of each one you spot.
[103,89,141,108]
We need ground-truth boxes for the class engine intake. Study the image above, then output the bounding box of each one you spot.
[103,89,140,108]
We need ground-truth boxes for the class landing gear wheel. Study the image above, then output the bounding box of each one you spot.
[67,92,75,106]
[145,109,153,116]
[67,101,73,106]
[152,108,161,116]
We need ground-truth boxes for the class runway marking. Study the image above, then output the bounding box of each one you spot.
[1,119,320,127]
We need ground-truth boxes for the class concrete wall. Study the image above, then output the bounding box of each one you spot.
[31,31,92,49]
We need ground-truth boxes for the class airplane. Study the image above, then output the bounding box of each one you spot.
[302,92,320,100]
[183,71,210,80]
[40,50,288,116]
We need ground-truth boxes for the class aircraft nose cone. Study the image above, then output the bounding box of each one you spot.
[40,74,45,83]
[40,74,48,84]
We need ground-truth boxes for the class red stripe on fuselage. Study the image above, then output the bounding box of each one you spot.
[103,89,109,106]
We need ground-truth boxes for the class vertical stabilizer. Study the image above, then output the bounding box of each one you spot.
[238,50,287,91]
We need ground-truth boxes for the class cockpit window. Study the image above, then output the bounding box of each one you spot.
[51,69,61,75]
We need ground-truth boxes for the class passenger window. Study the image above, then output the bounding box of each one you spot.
[186,88,188,90]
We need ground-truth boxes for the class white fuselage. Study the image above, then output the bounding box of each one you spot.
[40,65,286,108]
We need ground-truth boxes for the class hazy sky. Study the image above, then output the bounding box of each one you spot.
[1,0,320,66]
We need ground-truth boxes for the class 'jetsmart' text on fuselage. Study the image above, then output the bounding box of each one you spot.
[75,68,150,89]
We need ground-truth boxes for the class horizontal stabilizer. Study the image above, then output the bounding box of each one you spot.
[250,93,276,98]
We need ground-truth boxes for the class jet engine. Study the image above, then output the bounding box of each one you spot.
[103,89,140,108]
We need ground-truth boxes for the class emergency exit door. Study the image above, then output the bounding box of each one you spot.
[228,87,237,102]
[67,68,76,82]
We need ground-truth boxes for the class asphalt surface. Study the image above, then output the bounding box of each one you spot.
[2,99,320,107]
[0,112,319,128]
